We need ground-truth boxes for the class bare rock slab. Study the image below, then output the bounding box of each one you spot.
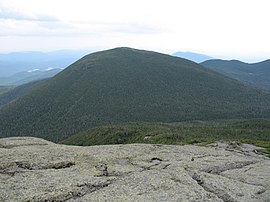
[0,137,269,201]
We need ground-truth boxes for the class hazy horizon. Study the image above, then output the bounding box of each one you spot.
[1,0,270,61]
[0,47,268,63]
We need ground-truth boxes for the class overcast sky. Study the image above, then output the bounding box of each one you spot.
[0,0,269,62]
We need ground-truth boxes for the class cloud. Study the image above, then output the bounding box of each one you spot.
[0,4,163,37]
[67,21,164,37]
[110,22,163,35]
[0,7,58,22]
[0,6,71,37]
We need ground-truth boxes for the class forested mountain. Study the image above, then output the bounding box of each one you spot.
[1,47,270,142]
[201,59,270,90]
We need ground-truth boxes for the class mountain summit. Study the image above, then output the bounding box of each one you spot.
[1,47,270,141]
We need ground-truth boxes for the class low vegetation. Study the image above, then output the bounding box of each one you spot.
[62,119,270,157]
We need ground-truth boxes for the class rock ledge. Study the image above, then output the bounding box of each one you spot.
[0,137,269,201]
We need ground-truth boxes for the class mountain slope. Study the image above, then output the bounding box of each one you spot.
[1,47,270,142]
[201,59,270,90]
[172,51,213,63]
[0,79,46,109]
[0,86,14,95]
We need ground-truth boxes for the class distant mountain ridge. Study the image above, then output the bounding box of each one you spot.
[201,59,270,90]
[0,50,89,77]
[0,68,62,86]
[172,51,213,63]
[1,47,270,142]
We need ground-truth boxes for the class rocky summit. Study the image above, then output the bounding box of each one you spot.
[0,137,269,202]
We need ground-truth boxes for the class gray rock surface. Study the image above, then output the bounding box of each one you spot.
[0,137,269,202]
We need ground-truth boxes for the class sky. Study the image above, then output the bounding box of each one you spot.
[0,0,270,62]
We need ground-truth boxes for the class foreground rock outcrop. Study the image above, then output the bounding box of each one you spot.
[0,137,269,201]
